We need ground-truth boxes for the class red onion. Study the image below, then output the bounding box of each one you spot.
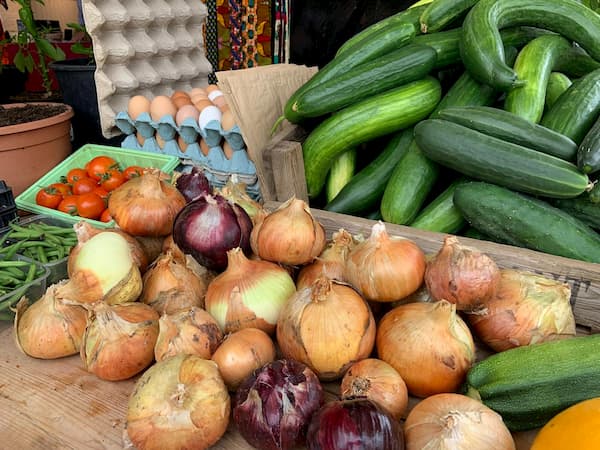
[307,398,404,450]
[233,359,324,450]
[173,193,253,271]
[175,166,211,202]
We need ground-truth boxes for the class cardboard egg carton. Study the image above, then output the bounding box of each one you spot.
[81,0,213,139]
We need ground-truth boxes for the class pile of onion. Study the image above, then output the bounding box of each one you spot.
[174,165,211,202]
[217,174,264,223]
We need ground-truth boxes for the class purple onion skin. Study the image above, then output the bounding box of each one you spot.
[175,166,211,202]
[307,398,404,450]
[172,193,253,271]
[233,359,325,450]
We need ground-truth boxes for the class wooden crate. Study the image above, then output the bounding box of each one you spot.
[0,207,598,449]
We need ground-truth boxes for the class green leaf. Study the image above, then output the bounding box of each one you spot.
[37,39,65,61]
[24,54,34,72]
[13,50,26,72]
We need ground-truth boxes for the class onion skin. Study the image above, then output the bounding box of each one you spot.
[404,393,515,450]
[127,354,230,450]
[307,398,404,450]
[340,358,408,421]
[376,300,475,398]
[175,166,211,202]
[173,193,253,271]
[211,327,276,391]
[277,277,376,381]
[425,236,501,311]
[233,359,324,450]
[217,176,264,224]
[467,269,576,352]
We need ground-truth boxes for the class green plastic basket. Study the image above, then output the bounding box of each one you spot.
[15,144,180,228]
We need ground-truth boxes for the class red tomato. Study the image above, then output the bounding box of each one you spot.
[65,167,88,184]
[100,169,126,192]
[99,208,113,223]
[57,195,79,215]
[122,165,144,180]
[76,193,105,219]
[92,186,110,205]
[49,182,72,198]
[72,177,98,195]
[85,156,119,181]
[35,186,63,209]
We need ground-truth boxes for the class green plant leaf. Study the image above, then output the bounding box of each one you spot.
[37,39,65,61]
[13,50,27,72]
[24,54,34,72]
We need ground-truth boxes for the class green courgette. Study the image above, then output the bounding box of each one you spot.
[409,177,467,233]
[504,34,572,123]
[324,129,414,216]
[545,72,572,110]
[541,68,600,145]
[303,77,441,199]
[459,0,600,90]
[466,334,600,431]
[325,148,357,203]
[415,119,590,198]
[292,44,437,119]
[436,106,578,161]
[577,114,600,175]
[453,181,600,263]
[420,0,479,34]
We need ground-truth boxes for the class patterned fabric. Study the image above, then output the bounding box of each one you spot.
[272,0,289,64]
[205,0,219,83]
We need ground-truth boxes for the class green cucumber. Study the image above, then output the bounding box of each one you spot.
[380,140,440,225]
[459,0,600,90]
[553,45,600,78]
[504,35,572,123]
[292,44,437,119]
[541,67,600,144]
[324,129,414,215]
[453,181,600,263]
[577,114,600,175]
[436,106,578,161]
[551,194,600,230]
[303,77,441,199]
[409,177,467,233]
[466,334,600,431]
[545,72,572,110]
[419,0,479,34]
[414,119,590,198]
[325,148,357,203]
[590,181,600,204]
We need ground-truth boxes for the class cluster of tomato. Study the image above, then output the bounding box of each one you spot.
[35,155,144,222]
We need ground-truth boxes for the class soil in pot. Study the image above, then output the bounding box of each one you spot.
[0,104,69,127]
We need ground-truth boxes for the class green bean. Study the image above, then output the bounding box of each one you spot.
[36,245,47,263]
[0,260,31,268]
[0,284,29,311]
[0,266,26,279]
[0,240,25,259]
[0,311,15,321]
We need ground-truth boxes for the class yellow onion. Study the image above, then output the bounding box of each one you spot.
[14,283,87,359]
[467,269,576,352]
[136,235,167,265]
[250,197,326,266]
[154,306,223,362]
[404,393,515,450]
[57,231,143,305]
[140,250,213,315]
[216,174,265,224]
[344,221,426,302]
[80,301,159,381]
[211,327,276,391]
[204,247,296,334]
[126,354,230,450]
[108,169,187,237]
[277,276,376,381]
[340,358,409,421]
[425,236,501,311]
[376,300,475,397]
[296,228,359,289]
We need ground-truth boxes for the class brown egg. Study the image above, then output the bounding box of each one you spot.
[222,141,234,159]
[190,87,207,98]
[171,90,190,100]
[156,134,166,149]
[218,103,230,114]
[177,135,188,152]
[128,95,151,120]
[136,131,146,146]
[221,109,236,131]
[150,95,177,121]
[175,104,201,126]
[199,138,210,156]
[172,91,193,109]
[205,84,220,94]
[212,95,228,110]
[194,99,214,112]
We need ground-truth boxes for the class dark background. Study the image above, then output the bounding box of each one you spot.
[289,0,415,68]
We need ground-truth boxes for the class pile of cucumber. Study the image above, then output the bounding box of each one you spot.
[282,0,600,264]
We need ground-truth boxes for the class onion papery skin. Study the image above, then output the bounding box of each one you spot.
[173,193,253,271]
[217,175,264,223]
[154,307,223,362]
[404,393,515,450]
[14,283,88,359]
[80,302,159,381]
[425,236,501,311]
[127,354,230,450]
[140,250,212,315]
[233,358,324,450]
[276,277,376,381]
[108,170,187,237]
[205,247,296,334]
[307,398,404,450]
[376,300,475,398]
[340,358,408,421]
[250,197,327,266]
[175,166,211,202]
[211,327,276,391]
[344,221,426,302]
[467,269,576,352]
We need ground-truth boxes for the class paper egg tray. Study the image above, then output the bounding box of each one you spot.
[81,0,214,139]
[116,111,261,199]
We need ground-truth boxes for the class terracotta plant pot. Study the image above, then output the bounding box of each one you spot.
[0,103,74,196]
